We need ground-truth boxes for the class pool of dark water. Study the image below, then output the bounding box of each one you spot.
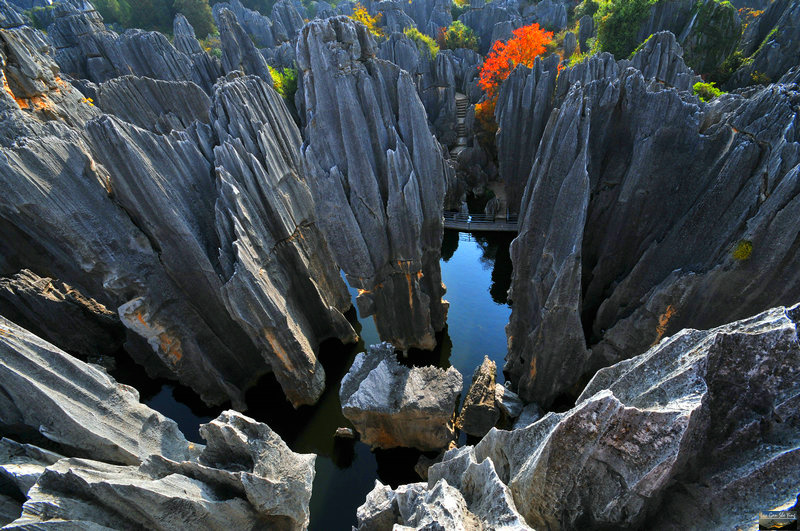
[111,230,514,530]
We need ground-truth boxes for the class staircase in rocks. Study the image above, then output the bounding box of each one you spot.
[451,93,469,157]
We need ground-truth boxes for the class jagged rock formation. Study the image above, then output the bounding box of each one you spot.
[216,7,273,83]
[504,36,800,406]
[456,356,499,437]
[298,17,450,351]
[95,75,211,134]
[47,2,222,92]
[339,343,462,451]
[727,0,800,88]
[0,270,122,358]
[625,31,700,91]
[494,54,560,214]
[356,475,532,530]
[364,305,800,530]
[0,317,316,529]
[0,315,197,465]
[496,33,698,214]
[1,11,356,408]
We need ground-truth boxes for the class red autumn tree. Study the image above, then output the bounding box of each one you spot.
[478,23,554,100]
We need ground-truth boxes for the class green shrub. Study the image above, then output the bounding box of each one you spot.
[732,239,753,261]
[750,71,770,84]
[436,20,479,52]
[693,81,724,102]
[594,0,657,59]
[404,26,439,58]
[269,66,298,99]
[173,0,216,38]
[574,0,600,19]
[199,32,222,58]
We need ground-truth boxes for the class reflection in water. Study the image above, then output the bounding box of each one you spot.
[111,230,513,530]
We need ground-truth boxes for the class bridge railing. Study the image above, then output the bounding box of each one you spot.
[443,211,519,225]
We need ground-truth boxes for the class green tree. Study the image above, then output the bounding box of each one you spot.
[594,0,657,59]
[173,0,216,38]
[437,21,479,51]
[128,0,173,33]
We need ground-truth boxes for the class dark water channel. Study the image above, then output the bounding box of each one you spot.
[111,230,514,530]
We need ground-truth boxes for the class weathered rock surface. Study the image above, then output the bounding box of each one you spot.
[1,11,355,408]
[340,343,462,451]
[727,0,800,88]
[95,75,211,134]
[375,305,800,530]
[0,270,122,358]
[505,41,800,406]
[0,315,196,465]
[298,17,450,350]
[5,412,315,530]
[0,318,316,529]
[625,31,700,91]
[494,54,560,214]
[357,465,531,530]
[216,7,273,83]
[47,2,222,92]
[456,356,499,437]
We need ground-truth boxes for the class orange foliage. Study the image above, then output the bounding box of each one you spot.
[474,98,497,136]
[478,23,553,100]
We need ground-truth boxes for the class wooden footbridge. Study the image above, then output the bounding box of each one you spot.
[443,211,519,233]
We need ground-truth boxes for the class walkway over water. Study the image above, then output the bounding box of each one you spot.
[443,211,519,232]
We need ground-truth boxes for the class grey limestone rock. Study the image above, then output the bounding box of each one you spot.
[0,270,122,358]
[577,14,594,52]
[4,410,316,530]
[727,0,800,88]
[625,31,700,91]
[0,315,196,465]
[340,343,462,451]
[456,355,500,437]
[95,75,211,134]
[298,17,450,351]
[213,0,276,48]
[47,2,223,92]
[494,54,560,214]
[504,38,800,407]
[394,305,800,530]
[216,8,273,84]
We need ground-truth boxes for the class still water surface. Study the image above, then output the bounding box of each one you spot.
[116,230,514,530]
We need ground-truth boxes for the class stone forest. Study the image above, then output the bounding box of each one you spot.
[0,0,798,528]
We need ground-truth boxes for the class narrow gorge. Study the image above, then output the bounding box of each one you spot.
[0,0,798,528]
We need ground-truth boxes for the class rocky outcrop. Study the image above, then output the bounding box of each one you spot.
[459,2,521,55]
[95,75,211,134]
[505,40,800,406]
[0,317,316,529]
[213,0,276,48]
[0,315,197,465]
[216,7,273,83]
[494,54,560,214]
[727,0,800,88]
[1,8,355,408]
[496,33,699,214]
[47,2,222,92]
[0,270,122,358]
[0,14,100,139]
[83,75,355,407]
[368,305,800,530]
[298,17,450,351]
[207,75,357,405]
[456,356,499,437]
[340,343,462,451]
[356,475,532,530]
[625,31,700,91]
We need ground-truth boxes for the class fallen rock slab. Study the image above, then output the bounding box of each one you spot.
[456,356,499,437]
[340,343,462,451]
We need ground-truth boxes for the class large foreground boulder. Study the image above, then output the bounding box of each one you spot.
[361,304,800,529]
[0,316,315,529]
[340,343,462,451]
